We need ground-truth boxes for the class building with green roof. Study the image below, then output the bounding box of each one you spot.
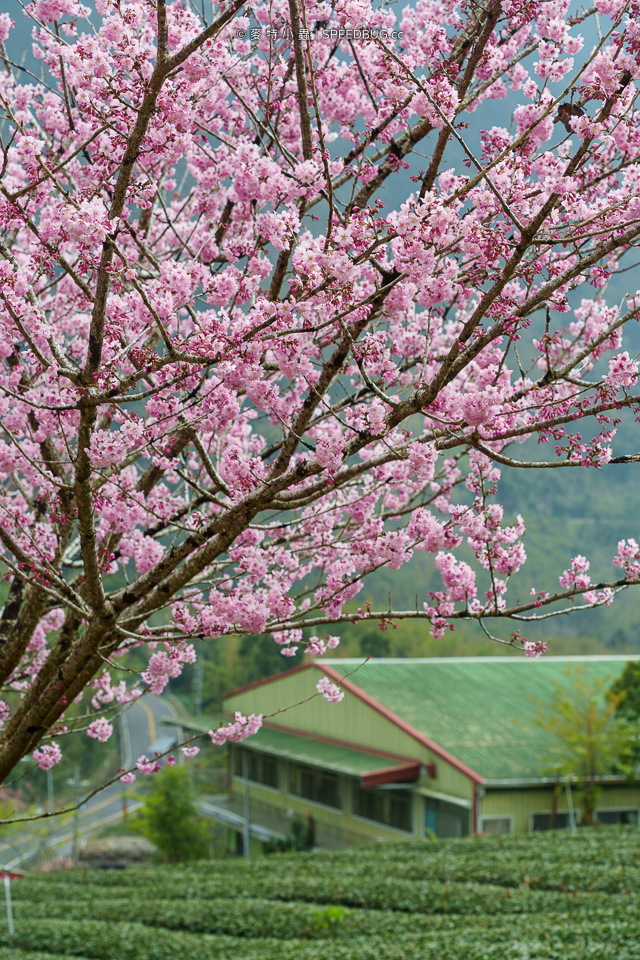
[185,656,640,849]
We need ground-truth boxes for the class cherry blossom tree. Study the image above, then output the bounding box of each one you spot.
[1,0,640,790]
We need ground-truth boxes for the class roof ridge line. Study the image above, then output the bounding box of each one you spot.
[319,655,640,664]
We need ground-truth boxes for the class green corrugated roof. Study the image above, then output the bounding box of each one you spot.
[177,716,408,777]
[323,656,639,781]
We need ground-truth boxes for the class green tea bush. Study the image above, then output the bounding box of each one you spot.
[4,827,640,960]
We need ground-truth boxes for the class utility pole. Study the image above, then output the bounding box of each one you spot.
[194,662,204,716]
[46,767,55,856]
[241,749,250,858]
[46,769,54,814]
[118,712,130,819]
[191,663,205,785]
[67,767,89,868]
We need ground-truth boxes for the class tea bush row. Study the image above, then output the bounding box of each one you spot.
[3,915,640,960]
[20,830,640,895]
[12,870,640,913]
[6,827,640,959]
[9,896,640,941]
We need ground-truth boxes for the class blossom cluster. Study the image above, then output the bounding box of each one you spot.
[0,0,639,780]
[316,676,345,702]
[33,743,62,772]
[209,713,264,745]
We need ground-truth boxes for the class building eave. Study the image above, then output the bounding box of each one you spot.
[483,775,633,788]
[361,762,422,788]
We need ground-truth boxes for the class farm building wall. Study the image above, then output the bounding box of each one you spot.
[225,665,475,803]
[480,783,640,834]
[229,773,427,845]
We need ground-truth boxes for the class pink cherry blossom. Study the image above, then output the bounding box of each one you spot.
[316,676,345,703]
[141,643,196,695]
[209,713,263,745]
[524,640,548,658]
[613,540,640,581]
[86,718,114,742]
[33,743,62,771]
[559,556,592,591]
[605,353,639,388]
[136,755,159,775]
[0,13,13,43]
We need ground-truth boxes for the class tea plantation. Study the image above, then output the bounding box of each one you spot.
[2,826,640,959]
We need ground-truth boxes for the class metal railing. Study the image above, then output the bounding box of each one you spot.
[215,792,392,850]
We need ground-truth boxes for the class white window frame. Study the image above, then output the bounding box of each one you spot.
[478,814,514,835]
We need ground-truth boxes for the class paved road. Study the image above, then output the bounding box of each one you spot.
[0,694,182,870]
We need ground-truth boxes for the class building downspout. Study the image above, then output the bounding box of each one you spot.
[472,783,478,834]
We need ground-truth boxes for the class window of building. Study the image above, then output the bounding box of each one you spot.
[353,783,413,832]
[531,812,571,831]
[233,747,280,789]
[479,816,513,836]
[596,809,639,825]
[288,763,342,809]
[424,796,469,838]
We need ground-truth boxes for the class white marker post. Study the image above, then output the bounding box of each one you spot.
[4,872,15,959]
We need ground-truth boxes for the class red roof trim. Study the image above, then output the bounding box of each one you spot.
[222,662,313,700]
[361,762,421,788]
[316,663,484,785]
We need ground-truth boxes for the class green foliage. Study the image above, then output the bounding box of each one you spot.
[611,661,640,722]
[266,813,315,853]
[358,631,391,659]
[532,666,636,824]
[0,952,96,960]
[5,828,640,959]
[132,765,210,862]
[309,906,345,935]
[237,635,304,684]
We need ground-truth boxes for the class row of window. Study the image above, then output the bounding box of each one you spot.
[233,748,639,837]
[481,809,640,836]
[233,747,414,832]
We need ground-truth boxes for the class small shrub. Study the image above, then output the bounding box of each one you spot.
[309,906,346,936]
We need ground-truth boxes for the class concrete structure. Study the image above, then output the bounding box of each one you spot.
[184,656,640,849]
